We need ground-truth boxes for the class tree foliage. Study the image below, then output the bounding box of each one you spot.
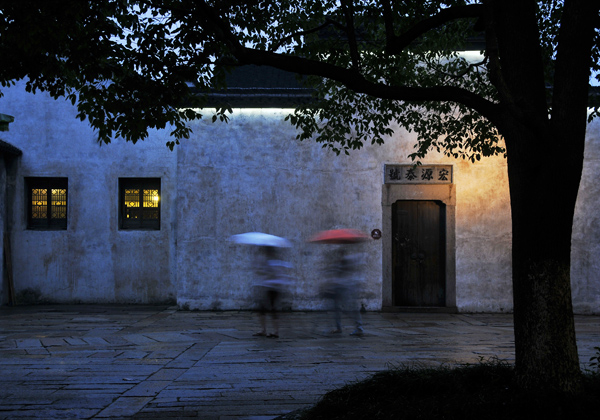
[1,1,596,155]
[1,0,599,393]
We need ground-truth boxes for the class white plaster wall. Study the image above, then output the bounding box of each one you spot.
[174,109,514,312]
[572,117,600,314]
[175,109,384,311]
[454,158,513,312]
[1,83,178,304]
[0,156,7,304]
[1,83,598,313]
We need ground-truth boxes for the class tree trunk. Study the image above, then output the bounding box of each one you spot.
[503,120,583,393]
[486,0,598,393]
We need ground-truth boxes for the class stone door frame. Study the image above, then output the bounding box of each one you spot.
[382,183,457,310]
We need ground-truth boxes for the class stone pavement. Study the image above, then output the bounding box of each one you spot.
[0,305,598,420]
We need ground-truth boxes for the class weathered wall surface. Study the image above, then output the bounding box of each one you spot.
[0,155,7,304]
[175,109,385,311]
[0,84,598,313]
[1,85,178,304]
[453,158,513,312]
[175,109,515,312]
[0,149,19,305]
[572,117,600,314]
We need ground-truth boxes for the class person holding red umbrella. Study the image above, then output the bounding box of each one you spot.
[309,229,369,336]
[320,247,365,335]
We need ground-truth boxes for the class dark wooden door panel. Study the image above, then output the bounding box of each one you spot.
[392,200,445,306]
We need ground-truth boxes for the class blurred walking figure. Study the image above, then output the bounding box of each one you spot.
[309,229,369,336]
[229,232,293,338]
[320,247,365,335]
[252,246,292,338]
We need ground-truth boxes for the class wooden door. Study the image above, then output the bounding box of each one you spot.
[392,200,445,306]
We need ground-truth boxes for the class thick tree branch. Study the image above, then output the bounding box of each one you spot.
[270,19,345,52]
[380,0,395,52]
[387,4,484,54]
[481,1,511,109]
[184,1,502,126]
[433,57,488,81]
[341,0,361,72]
[235,46,502,125]
[482,0,549,135]
[551,0,599,127]
[179,0,242,55]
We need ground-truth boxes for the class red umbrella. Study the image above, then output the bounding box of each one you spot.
[308,228,370,244]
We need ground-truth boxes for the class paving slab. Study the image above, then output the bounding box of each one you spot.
[0,305,598,420]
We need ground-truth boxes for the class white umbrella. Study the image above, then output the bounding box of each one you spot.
[229,232,292,248]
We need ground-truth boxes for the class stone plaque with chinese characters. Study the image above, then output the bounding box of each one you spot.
[384,164,453,184]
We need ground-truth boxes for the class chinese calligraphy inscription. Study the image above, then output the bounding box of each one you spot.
[384,165,453,184]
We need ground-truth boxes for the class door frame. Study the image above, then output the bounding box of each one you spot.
[382,183,456,311]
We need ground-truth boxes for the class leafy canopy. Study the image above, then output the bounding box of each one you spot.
[0,1,597,159]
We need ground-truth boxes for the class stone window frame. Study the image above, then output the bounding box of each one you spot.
[25,177,68,230]
[118,178,161,230]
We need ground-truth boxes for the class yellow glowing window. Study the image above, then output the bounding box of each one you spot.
[51,189,67,219]
[120,179,160,229]
[27,178,68,229]
[31,188,47,219]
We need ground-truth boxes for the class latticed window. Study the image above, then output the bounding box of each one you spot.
[26,178,68,229]
[119,178,160,229]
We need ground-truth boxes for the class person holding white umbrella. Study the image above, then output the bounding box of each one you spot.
[251,246,293,338]
[230,232,293,338]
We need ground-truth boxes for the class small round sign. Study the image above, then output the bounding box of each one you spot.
[371,229,382,240]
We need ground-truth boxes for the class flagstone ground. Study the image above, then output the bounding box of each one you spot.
[1,305,598,420]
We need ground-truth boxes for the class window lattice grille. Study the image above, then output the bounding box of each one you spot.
[120,179,160,229]
[143,189,159,220]
[51,189,67,219]
[31,188,47,219]
[27,178,68,229]
[124,188,141,220]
